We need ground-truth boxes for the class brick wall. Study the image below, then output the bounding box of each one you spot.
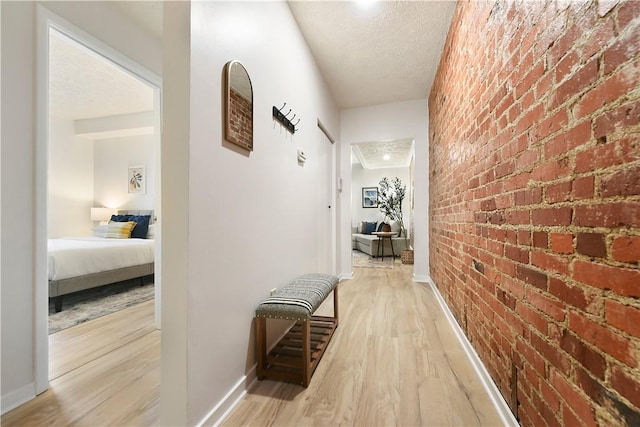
[428,1,639,426]
[228,89,253,150]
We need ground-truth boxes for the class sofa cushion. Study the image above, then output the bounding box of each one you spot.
[363,222,376,234]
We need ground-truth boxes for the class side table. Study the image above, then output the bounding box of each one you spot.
[372,231,396,260]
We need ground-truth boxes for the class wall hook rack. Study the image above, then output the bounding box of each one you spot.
[273,103,299,134]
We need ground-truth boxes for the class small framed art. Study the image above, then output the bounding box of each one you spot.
[362,187,378,208]
[128,166,146,194]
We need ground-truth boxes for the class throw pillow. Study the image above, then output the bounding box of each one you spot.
[363,222,376,235]
[105,221,136,239]
[110,214,151,238]
[382,223,391,232]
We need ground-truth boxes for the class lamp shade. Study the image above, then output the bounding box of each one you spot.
[90,207,115,222]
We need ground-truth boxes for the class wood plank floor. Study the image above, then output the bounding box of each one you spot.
[2,260,503,426]
[221,261,504,426]
[1,300,160,427]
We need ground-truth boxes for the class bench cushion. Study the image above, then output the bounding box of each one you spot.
[256,273,339,320]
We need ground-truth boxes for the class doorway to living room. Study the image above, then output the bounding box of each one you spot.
[350,140,414,268]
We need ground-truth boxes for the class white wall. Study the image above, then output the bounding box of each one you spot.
[162,1,340,424]
[0,0,161,413]
[339,100,429,280]
[48,116,94,238]
[93,134,155,211]
[351,164,410,229]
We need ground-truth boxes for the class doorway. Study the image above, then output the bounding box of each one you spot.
[35,9,162,393]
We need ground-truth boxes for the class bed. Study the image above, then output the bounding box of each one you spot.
[48,210,155,312]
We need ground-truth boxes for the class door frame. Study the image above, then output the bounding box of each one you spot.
[35,5,162,393]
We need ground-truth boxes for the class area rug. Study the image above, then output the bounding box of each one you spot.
[48,279,154,334]
[352,250,394,269]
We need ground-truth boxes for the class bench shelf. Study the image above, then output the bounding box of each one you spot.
[256,286,338,387]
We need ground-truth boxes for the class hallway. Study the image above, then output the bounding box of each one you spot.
[222,261,505,426]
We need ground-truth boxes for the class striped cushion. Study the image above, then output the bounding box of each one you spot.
[105,221,136,239]
[256,274,339,320]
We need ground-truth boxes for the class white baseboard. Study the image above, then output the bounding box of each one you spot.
[425,276,519,427]
[340,271,353,280]
[197,368,257,427]
[1,383,35,415]
[412,274,430,283]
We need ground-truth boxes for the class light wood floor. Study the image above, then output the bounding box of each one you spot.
[1,300,159,426]
[2,261,503,426]
[222,261,503,426]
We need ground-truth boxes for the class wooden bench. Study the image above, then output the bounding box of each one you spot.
[255,273,339,387]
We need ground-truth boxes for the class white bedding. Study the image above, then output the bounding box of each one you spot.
[48,236,155,281]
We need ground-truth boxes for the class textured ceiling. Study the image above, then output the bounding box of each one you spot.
[352,139,413,169]
[49,29,154,120]
[288,0,456,109]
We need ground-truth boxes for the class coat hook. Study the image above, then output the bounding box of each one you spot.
[294,118,301,126]
[278,102,286,111]
[285,109,292,117]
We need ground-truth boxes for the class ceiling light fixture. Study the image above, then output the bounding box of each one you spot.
[383,154,390,160]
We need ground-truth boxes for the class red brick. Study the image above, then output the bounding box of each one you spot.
[551,372,594,427]
[602,27,640,75]
[532,158,571,182]
[505,209,530,225]
[597,0,619,17]
[574,202,640,228]
[503,172,531,191]
[600,164,640,197]
[573,259,640,298]
[546,181,572,204]
[575,135,637,173]
[617,0,640,32]
[544,121,592,158]
[605,299,640,338]
[575,368,607,406]
[534,109,568,141]
[527,288,565,321]
[532,207,572,226]
[515,103,544,136]
[518,303,548,334]
[568,311,636,366]
[582,16,616,59]
[551,58,598,108]
[516,265,548,290]
[518,230,532,246]
[610,365,640,409]
[560,331,606,379]
[572,175,595,200]
[531,332,571,374]
[576,233,607,258]
[505,245,529,263]
[514,187,542,206]
[594,99,640,140]
[533,231,548,249]
[531,250,570,275]
[550,232,574,254]
[549,277,589,311]
[575,62,640,119]
[612,235,640,263]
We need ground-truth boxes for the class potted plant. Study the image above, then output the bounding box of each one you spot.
[377,177,413,264]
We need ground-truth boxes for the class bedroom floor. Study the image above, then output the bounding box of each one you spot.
[1,300,159,426]
[2,263,502,426]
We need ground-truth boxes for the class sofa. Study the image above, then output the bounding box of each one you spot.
[352,220,408,257]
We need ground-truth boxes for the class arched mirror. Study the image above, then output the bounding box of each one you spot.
[224,60,253,151]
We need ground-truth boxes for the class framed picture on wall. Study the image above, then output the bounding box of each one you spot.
[128,165,146,194]
[362,187,378,208]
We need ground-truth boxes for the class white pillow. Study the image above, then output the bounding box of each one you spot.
[147,224,156,239]
[92,225,108,238]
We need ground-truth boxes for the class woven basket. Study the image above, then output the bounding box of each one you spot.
[401,250,414,265]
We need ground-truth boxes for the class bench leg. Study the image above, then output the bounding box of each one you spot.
[302,319,310,387]
[54,296,63,313]
[256,317,267,380]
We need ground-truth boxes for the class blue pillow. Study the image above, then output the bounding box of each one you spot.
[363,222,376,235]
[110,214,151,239]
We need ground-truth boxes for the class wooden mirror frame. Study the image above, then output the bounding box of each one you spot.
[224,60,254,151]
